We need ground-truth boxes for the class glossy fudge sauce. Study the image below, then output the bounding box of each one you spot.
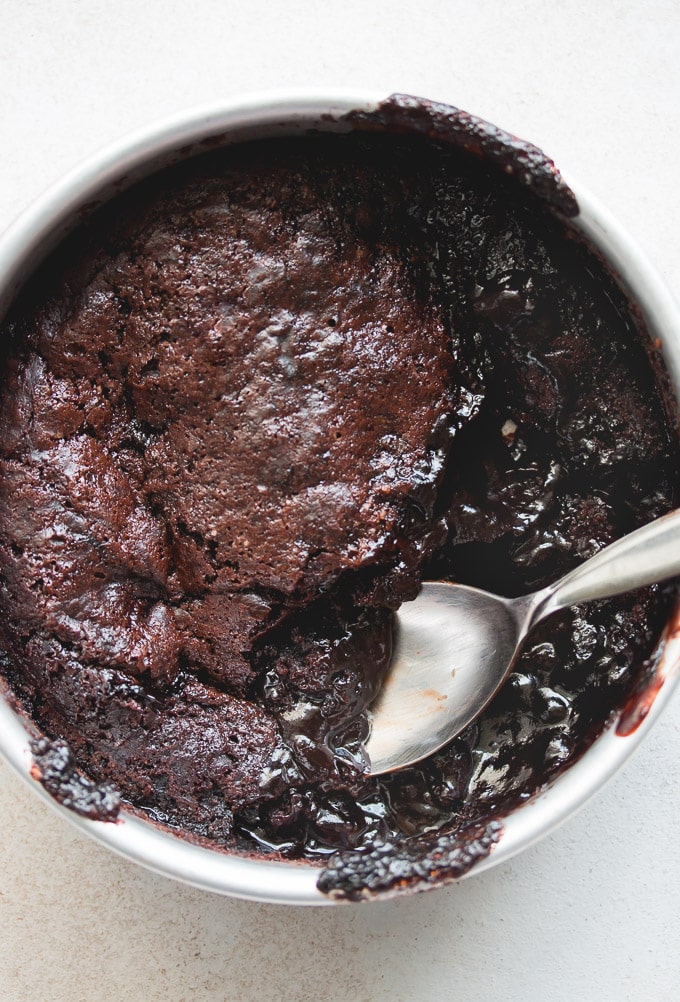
[0,106,677,899]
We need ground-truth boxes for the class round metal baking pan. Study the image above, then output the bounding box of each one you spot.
[0,92,678,904]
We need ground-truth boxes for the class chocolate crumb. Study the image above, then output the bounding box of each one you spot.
[317,820,503,900]
[30,737,121,822]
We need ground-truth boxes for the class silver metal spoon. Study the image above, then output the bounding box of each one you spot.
[365,508,680,775]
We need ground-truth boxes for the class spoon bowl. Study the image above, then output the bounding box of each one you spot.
[365,509,680,775]
[365,584,528,774]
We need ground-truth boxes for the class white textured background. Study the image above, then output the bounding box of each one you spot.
[0,2,679,1000]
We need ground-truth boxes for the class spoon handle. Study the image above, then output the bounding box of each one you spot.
[534,508,680,620]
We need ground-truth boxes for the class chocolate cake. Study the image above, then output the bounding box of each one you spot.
[0,102,677,898]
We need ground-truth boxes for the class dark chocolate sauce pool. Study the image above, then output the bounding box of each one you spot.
[0,98,677,899]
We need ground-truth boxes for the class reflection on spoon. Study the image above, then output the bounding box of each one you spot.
[365,509,680,775]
